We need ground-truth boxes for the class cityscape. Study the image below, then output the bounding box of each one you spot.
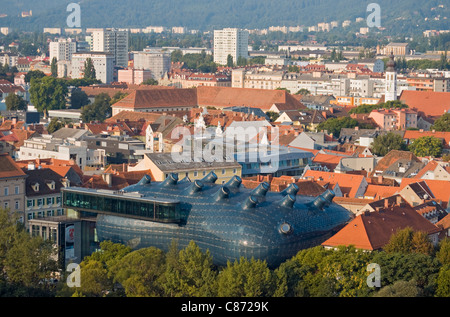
[0,0,449,303]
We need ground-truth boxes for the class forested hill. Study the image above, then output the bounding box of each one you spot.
[0,0,448,34]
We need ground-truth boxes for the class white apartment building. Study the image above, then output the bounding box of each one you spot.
[0,53,18,67]
[49,38,77,62]
[92,28,129,67]
[71,52,114,84]
[133,51,171,80]
[213,28,249,66]
[232,69,284,90]
[18,135,105,171]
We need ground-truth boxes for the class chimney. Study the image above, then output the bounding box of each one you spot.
[61,177,70,188]
[384,198,389,208]
[377,175,383,184]
[102,173,113,187]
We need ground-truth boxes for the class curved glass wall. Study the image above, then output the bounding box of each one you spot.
[63,189,181,223]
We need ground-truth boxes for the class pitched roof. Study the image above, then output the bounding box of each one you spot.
[322,204,441,250]
[399,91,450,117]
[363,184,399,200]
[369,150,421,177]
[24,168,65,196]
[302,170,366,198]
[196,86,305,111]
[399,178,450,208]
[112,88,198,109]
[403,130,450,149]
[312,153,343,171]
[0,154,27,178]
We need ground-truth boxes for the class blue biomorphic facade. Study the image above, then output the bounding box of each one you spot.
[62,172,353,267]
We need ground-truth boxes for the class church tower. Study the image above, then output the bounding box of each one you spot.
[385,52,397,102]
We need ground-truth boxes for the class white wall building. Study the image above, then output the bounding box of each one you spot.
[213,28,249,66]
[18,135,103,171]
[133,51,171,80]
[49,38,77,62]
[92,28,129,67]
[71,52,114,84]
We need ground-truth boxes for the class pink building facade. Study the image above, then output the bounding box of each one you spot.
[369,108,418,131]
[118,69,152,85]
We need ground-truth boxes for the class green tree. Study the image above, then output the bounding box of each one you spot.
[29,76,68,118]
[161,240,217,297]
[24,70,46,83]
[141,78,158,86]
[4,232,57,289]
[383,227,434,255]
[437,238,450,266]
[374,280,422,297]
[371,132,407,156]
[77,259,112,297]
[5,93,27,111]
[436,265,450,297]
[110,92,129,105]
[265,111,280,122]
[81,93,112,123]
[83,58,96,80]
[316,117,360,137]
[217,257,275,297]
[371,252,440,295]
[50,57,58,77]
[110,247,166,297]
[0,208,57,294]
[431,113,450,132]
[408,136,443,158]
[227,54,234,67]
[348,103,378,114]
[70,90,90,109]
[236,56,247,67]
[295,88,310,95]
[47,118,63,134]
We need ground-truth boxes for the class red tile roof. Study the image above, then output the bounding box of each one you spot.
[364,184,399,199]
[303,170,366,198]
[112,86,306,112]
[399,90,450,117]
[403,130,450,149]
[399,178,450,208]
[0,154,27,178]
[322,204,441,250]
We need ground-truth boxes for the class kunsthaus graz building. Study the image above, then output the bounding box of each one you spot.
[57,171,352,268]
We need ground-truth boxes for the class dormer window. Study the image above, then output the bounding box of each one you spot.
[32,183,39,192]
[47,181,55,190]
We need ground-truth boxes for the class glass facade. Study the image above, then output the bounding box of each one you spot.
[63,190,181,223]
[63,173,353,268]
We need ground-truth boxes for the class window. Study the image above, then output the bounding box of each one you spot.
[4,187,8,196]
[4,202,8,209]
[15,201,19,210]
[14,186,19,195]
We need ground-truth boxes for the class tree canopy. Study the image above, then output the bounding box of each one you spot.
[371,132,407,156]
[431,113,450,132]
[29,76,68,117]
[408,136,443,158]
[5,93,27,111]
